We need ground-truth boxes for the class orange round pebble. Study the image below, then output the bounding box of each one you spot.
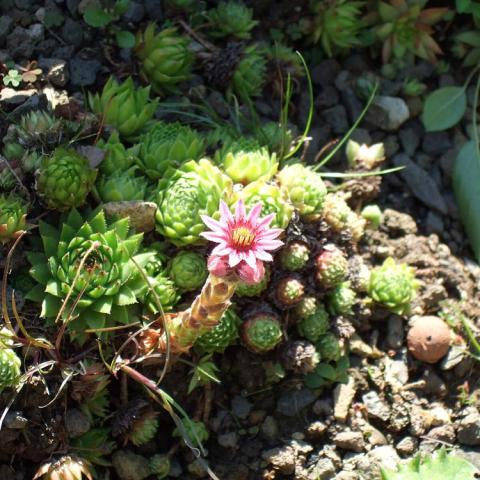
[407,316,451,364]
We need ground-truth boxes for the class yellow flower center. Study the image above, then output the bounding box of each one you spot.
[232,226,255,248]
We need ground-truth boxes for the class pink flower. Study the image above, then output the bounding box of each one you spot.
[201,200,283,283]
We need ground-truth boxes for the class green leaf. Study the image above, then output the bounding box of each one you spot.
[116,285,137,306]
[110,304,131,324]
[45,279,62,297]
[39,221,59,257]
[41,294,62,318]
[453,141,480,263]
[88,209,107,234]
[421,86,467,131]
[115,30,135,49]
[91,297,113,314]
[25,284,46,302]
[113,0,130,16]
[83,6,113,28]
[315,363,338,380]
[456,0,472,13]
[86,311,106,330]
[304,372,327,389]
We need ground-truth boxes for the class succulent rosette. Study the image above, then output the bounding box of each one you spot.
[323,193,366,241]
[154,159,233,246]
[277,163,327,221]
[242,313,283,353]
[136,24,193,96]
[0,194,28,244]
[328,282,356,315]
[316,333,341,361]
[236,265,270,296]
[315,244,349,288]
[368,257,418,314]
[280,241,310,271]
[234,181,293,230]
[141,273,180,314]
[215,138,278,185]
[97,132,137,176]
[297,304,330,342]
[195,308,241,353]
[169,250,207,291]
[95,169,148,203]
[137,122,205,180]
[26,209,154,344]
[88,77,157,140]
[0,345,21,391]
[36,147,97,212]
[149,455,171,479]
[207,1,258,39]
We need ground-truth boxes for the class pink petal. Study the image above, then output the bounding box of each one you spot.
[255,213,275,230]
[245,250,257,268]
[256,239,284,250]
[228,250,242,267]
[237,260,265,284]
[200,231,228,242]
[257,228,283,240]
[208,255,231,277]
[252,249,273,262]
[201,215,227,233]
[219,201,234,224]
[247,203,262,225]
[235,199,246,220]
[211,243,233,256]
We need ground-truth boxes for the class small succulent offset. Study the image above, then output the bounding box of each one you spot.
[371,0,449,63]
[154,159,232,246]
[195,308,241,353]
[380,448,478,480]
[97,132,137,176]
[214,138,278,185]
[315,245,349,289]
[36,148,97,212]
[173,419,209,447]
[0,330,22,391]
[95,169,148,203]
[317,333,341,361]
[135,24,193,96]
[88,77,157,140]
[242,313,283,353]
[368,257,418,315]
[26,209,154,345]
[280,241,310,271]
[207,1,258,39]
[307,0,366,57]
[236,265,270,297]
[141,272,180,314]
[0,194,27,244]
[277,163,327,221]
[346,139,385,170]
[297,304,330,342]
[137,122,205,180]
[149,454,171,479]
[275,276,305,307]
[328,282,356,316]
[169,250,207,291]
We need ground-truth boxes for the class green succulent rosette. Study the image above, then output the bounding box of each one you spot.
[195,308,241,353]
[97,132,137,176]
[149,454,171,479]
[297,304,330,342]
[368,257,418,315]
[207,1,258,39]
[173,419,209,447]
[141,273,180,314]
[277,163,327,221]
[242,313,283,353]
[136,24,193,96]
[154,158,233,246]
[26,209,154,344]
[214,138,278,185]
[229,44,267,101]
[316,333,341,361]
[137,122,205,180]
[315,245,349,288]
[88,76,157,140]
[280,241,310,271]
[169,250,207,292]
[0,346,21,391]
[203,125,239,150]
[295,296,318,320]
[95,169,148,203]
[234,181,293,229]
[36,147,97,212]
[328,282,356,316]
[13,110,63,149]
[0,194,28,244]
[323,193,366,242]
[236,265,270,297]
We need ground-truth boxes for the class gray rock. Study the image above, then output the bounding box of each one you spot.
[334,70,351,92]
[231,396,252,420]
[38,57,68,86]
[312,398,333,417]
[218,432,238,449]
[335,472,359,480]
[312,59,341,87]
[61,18,83,47]
[384,357,409,388]
[276,388,316,416]
[322,105,349,134]
[27,23,44,43]
[341,88,364,123]
[103,201,157,233]
[334,431,365,452]
[364,425,387,446]
[439,148,456,178]
[10,93,48,120]
[392,153,448,214]
[0,16,13,46]
[396,436,418,456]
[260,416,279,442]
[333,376,356,422]
[124,1,145,22]
[419,368,447,396]
[315,85,339,109]
[309,458,336,479]
[0,88,37,105]
[410,406,432,436]
[262,446,296,475]
[15,0,33,8]
[112,450,151,480]
[386,316,404,350]
[144,0,164,22]
[362,391,391,422]
[399,127,421,156]
[357,446,400,480]
[7,27,35,59]
[422,132,452,156]
[383,209,418,235]
[440,344,466,370]
[65,409,91,438]
[4,411,28,429]
[425,424,456,443]
[425,211,444,235]
[69,57,102,87]
[306,421,328,440]
[457,412,480,446]
[367,96,410,131]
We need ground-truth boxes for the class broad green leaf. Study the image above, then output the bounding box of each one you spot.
[457,30,480,47]
[86,311,106,330]
[116,285,137,306]
[421,86,467,131]
[453,141,480,263]
[115,30,136,49]
[456,0,472,13]
[315,363,338,380]
[304,372,327,389]
[83,6,113,28]
[41,294,62,318]
[25,284,45,302]
[91,297,113,314]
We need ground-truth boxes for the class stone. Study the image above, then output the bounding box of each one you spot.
[312,398,333,417]
[231,396,252,420]
[440,344,467,370]
[262,446,296,475]
[112,450,151,480]
[362,391,391,422]
[420,368,447,396]
[6,27,35,59]
[102,201,157,233]
[306,421,328,440]
[341,88,364,122]
[392,153,448,214]
[367,96,410,131]
[333,376,356,422]
[335,472,359,480]
[457,411,480,446]
[363,424,387,446]
[260,416,279,442]
[396,436,418,456]
[334,431,365,452]
[425,211,444,235]
[144,0,164,22]
[218,432,238,449]
[69,57,102,87]
[426,424,455,443]
[0,88,37,105]
[124,1,145,22]
[311,59,341,87]
[61,18,83,46]
[65,409,91,438]
[422,131,452,156]
[276,388,316,416]
[38,57,68,86]
[386,316,404,350]
[27,23,44,43]
[384,357,409,388]
[399,127,420,156]
[315,85,339,109]
[4,411,28,429]
[410,406,433,436]
[430,405,451,426]
[321,105,349,135]
[0,16,13,46]
[356,446,400,480]
[309,457,336,479]
[383,209,418,236]
[10,93,48,120]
